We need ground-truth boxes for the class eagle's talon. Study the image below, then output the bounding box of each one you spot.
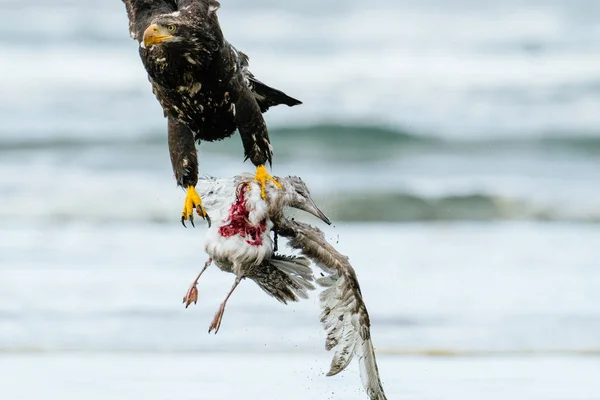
[194,203,211,227]
[196,205,207,218]
[181,186,208,228]
[253,165,281,200]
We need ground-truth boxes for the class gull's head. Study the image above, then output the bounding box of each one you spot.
[275,176,331,225]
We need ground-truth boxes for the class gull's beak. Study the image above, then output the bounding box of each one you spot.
[143,24,173,48]
[295,196,332,225]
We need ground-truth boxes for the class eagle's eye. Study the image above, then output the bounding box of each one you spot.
[167,24,177,33]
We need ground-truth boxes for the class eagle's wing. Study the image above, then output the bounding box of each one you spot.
[122,0,178,41]
[235,49,303,113]
[220,44,302,166]
[275,219,388,400]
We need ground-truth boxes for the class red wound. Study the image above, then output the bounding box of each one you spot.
[218,184,267,246]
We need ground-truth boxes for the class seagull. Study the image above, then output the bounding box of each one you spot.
[182,174,330,333]
[183,174,388,400]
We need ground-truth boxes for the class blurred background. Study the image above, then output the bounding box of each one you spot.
[1,0,599,399]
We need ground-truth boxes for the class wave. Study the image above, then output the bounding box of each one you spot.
[0,189,598,223]
[3,124,600,155]
[315,191,600,223]
[275,125,600,157]
[0,135,166,152]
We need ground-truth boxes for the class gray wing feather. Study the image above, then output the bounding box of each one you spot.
[275,219,388,400]
[250,255,315,304]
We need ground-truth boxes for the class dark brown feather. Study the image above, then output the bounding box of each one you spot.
[168,116,198,187]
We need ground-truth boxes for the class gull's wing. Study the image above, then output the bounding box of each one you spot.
[275,219,388,400]
[196,175,237,220]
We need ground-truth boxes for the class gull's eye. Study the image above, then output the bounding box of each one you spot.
[167,24,177,33]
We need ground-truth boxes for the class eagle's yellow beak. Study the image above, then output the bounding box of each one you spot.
[143,24,173,47]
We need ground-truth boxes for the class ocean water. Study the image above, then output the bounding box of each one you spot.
[1,0,600,398]
[3,1,600,223]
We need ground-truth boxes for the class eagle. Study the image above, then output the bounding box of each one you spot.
[122,0,302,226]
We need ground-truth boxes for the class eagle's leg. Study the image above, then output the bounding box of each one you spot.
[182,258,212,308]
[232,80,281,200]
[253,165,281,200]
[168,117,210,228]
[208,276,242,334]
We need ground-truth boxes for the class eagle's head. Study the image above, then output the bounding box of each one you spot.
[142,20,179,48]
[142,2,221,52]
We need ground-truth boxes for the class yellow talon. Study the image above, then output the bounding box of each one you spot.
[181,186,210,227]
[253,165,281,199]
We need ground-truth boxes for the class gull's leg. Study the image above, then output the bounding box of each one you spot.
[252,165,281,200]
[182,258,212,308]
[273,229,279,252]
[208,276,242,334]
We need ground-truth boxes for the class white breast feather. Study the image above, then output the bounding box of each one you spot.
[203,181,273,276]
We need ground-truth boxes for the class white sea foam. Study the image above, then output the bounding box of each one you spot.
[2,1,600,138]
